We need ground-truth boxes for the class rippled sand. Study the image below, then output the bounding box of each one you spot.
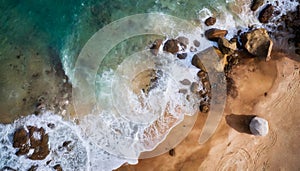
[117,51,300,171]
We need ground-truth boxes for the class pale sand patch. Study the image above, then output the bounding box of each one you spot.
[116,52,300,171]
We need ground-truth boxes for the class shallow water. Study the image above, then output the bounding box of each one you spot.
[0,0,299,170]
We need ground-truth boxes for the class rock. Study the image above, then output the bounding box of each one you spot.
[150,39,163,55]
[241,28,273,61]
[191,55,206,71]
[190,82,199,93]
[249,116,269,136]
[163,39,179,54]
[53,164,63,171]
[179,89,188,94]
[176,36,189,50]
[217,37,237,55]
[13,127,29,148]
[180,79,191,85]
[205,17,216,26]
[193,40,200,47]
[12,126,50,160]
[169,149,175,156]
[259,4,274,23]
[205,29,228,41]
[200,102,210,113]
[177,53,187,59]
[251,0,264,11]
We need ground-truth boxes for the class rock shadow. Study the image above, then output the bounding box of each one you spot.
[225,114,256,134]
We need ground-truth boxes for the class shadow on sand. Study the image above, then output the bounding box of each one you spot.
[225,114,256,134]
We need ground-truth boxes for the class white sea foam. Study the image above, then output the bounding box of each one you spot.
[0,112,137,171]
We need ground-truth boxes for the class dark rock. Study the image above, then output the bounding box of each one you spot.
[197,70,208,81]
[205,17,216,26]
[27,165,38,171]
[177,53,187,59]
[217,37,237,55]
[241,28,273,61]
[13,126,50,160]
[169,149,175,156]
[163,39,179,54]
[200,102,210,113]
[205,29,228,41]
[13,127,29,148]
[53,164,63,171]
[193,40,200,47]
[259,4,274,23]
[191,55,206,71]
[251,0,264,11]
[150,39,163,55]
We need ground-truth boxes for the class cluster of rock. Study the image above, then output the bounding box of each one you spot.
[12,125,64,171]
[150,36,211,113]
[250,0,300,55]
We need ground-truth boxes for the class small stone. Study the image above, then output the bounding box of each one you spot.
[176,36,189,50]
[190,82,199,93]
[53,164,63,171]
[193,40,200,47]
[177,53,187,59]
[249,117,269,136]
[197,70,208,80]
[169,149,175,156]
[205,17,216,26]
[163,39,179,54]
[205,29,228,41]
[251,0,264,11]
[200,102,210,113]
[180,79,191,85]
[27,165,38,171]
[179,89,188,94]
[150,39,163,55]
[259,4,274,23]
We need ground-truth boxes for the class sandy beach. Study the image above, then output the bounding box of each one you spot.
[117,51,300,171]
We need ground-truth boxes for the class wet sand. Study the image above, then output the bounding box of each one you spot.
[117,51,300,170]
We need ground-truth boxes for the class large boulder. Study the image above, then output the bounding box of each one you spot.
[241,28,273,61]
[249,116,269,136]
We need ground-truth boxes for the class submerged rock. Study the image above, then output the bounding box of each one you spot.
[241,28,273,61]
[177,53,187,59]
[205,17,216,26]
[205,29,228,41]
[163,39,179,54]
[251,0,264,11]
[259,4,274,23]
[249,117,269,136]
[176,36,189,50]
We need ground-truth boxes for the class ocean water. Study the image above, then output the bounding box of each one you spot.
[0,0,299,170]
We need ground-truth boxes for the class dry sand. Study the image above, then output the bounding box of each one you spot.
[117,51,300,171]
